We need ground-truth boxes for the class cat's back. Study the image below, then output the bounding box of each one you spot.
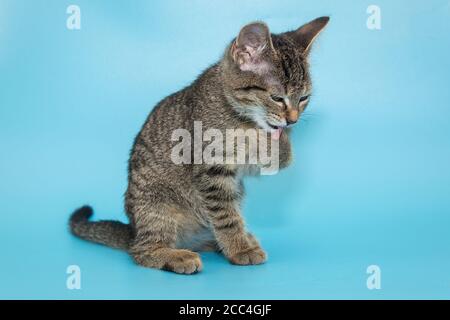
[134,64,223,155]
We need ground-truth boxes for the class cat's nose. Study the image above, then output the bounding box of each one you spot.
[286,118,297,125]
[286,109,299,125]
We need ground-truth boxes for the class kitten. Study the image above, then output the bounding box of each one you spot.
[70,17,329,274]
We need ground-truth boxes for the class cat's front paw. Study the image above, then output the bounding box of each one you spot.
[229,247,267,265]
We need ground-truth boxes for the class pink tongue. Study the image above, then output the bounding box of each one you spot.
[271,128,282,140]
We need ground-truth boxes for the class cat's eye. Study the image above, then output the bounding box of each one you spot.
[270,95,284,103]
[299,95,310,103]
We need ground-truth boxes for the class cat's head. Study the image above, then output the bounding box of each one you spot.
[222,17,329,135]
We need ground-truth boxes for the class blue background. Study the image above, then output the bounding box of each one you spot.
[1,0,449,299]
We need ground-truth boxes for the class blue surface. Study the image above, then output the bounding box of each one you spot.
[1,0,450,299]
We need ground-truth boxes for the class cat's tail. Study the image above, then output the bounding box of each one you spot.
[69,205,133,251]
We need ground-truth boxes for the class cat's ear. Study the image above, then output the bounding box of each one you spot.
[287,16,329,53]
[231,22,274,73]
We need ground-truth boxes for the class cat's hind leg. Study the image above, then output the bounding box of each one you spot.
[133,247,202,274]
[127,203,203,275]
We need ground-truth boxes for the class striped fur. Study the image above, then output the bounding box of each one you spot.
[69,18,329,274]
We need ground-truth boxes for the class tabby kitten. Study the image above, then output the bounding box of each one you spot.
[70,17,329,274]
